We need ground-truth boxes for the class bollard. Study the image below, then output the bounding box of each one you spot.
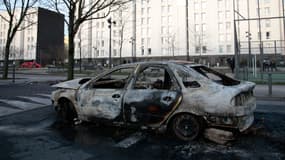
[268,73,272,96]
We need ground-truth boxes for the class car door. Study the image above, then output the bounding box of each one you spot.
[77,67,135,121]
[123,64,182,125]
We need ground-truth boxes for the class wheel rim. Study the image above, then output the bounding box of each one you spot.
[173,114,200,140]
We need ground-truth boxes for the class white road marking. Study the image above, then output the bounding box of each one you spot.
[17,96,51,105]
[0,106,20,117]
[0,99,43,110]
[0,95,51,117]
[35,94,51,98]
[115,132,145,148]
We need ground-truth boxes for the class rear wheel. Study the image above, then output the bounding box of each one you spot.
[58,99,77,124]
[171,114,201,141]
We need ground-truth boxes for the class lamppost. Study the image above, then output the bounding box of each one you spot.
[107,18,116,68]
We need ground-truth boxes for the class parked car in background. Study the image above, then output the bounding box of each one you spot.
[51,61,256,141]
[20,61,41,68]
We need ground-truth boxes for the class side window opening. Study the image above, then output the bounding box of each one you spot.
[91,67,134,89]
[176,66,201,88]
[134,66,173,90]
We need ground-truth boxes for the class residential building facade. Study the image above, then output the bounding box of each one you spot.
[0,7,64,65]
[75,0,285,66]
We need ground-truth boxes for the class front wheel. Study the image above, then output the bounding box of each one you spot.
[57,99,77,124]
[171,114,202,141]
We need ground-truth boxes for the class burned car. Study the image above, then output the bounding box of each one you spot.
[51,61,256,141]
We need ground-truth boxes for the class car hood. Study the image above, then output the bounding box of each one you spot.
[52,78,91,89]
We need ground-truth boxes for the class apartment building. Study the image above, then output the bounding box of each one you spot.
[75,0,285,65]
[0,7,64,65]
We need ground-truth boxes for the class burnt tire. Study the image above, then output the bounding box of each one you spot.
[58,99,77,124]
[171,114,201,141]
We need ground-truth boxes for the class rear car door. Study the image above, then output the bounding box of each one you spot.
[123,64,182,125]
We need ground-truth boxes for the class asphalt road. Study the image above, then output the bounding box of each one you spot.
[0,83,284,160]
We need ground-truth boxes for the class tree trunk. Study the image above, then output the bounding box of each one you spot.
[2,40,12,79]
[67,32,75,80]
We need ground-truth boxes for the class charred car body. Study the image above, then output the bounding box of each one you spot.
[51,61,256,141]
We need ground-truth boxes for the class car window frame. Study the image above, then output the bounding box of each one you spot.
[85,66,136,90]
[131,64,181,91]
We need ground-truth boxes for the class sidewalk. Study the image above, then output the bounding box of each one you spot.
[254,84,285,101]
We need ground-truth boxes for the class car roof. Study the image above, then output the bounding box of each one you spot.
[117,61,203,68]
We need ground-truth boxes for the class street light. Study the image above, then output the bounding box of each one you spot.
[107,17,116,68]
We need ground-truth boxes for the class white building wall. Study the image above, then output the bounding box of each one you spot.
[75,0,285,61]
[0,8,38,61]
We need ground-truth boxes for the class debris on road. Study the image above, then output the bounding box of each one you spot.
[204,128,234,144]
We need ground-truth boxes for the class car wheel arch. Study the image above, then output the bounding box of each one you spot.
[167,112,205,141]
[57,97,78,123]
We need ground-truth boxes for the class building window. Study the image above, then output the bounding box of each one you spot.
[201,12,206,21]
[218,11,223,20]
[194,2,199,10]
[219,34,224,42]
[148,48,151,55]
[195,46,200,53]
[141,18,145,25]
[161,6,166,14]
[219,45,224,53]
[141,47,144,55]
[161,37,165,45]
[147,17,151,24]
[218,0,223,9]
[147,28,151,36]
[218,23,224,31]
[265,19,271,27]
[147,38,151,46]
[201,1,206,10]
[168,5,172,13]
[225,11,231,19]
[162,16,167,24]
[264,7,270,16]
[194,13,199,22]
[266,32,270,39]
[226,33,231,41]
[226,45,232,53]
[168,16,172,24]
[141,38,145,46]
[113,49,117,56]
[161,27,167,34]
[195,24,200,32]
[141,8,145,15]
[225,0,231,8]
[202,46,207,53]
[202,24,206,32]
[101,40,104,47]
[226,22,231,30]
[142,28,146,35]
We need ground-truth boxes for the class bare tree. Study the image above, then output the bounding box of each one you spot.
[0,0,38,79]
[47,0,130,80]
[117,6,129,64]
